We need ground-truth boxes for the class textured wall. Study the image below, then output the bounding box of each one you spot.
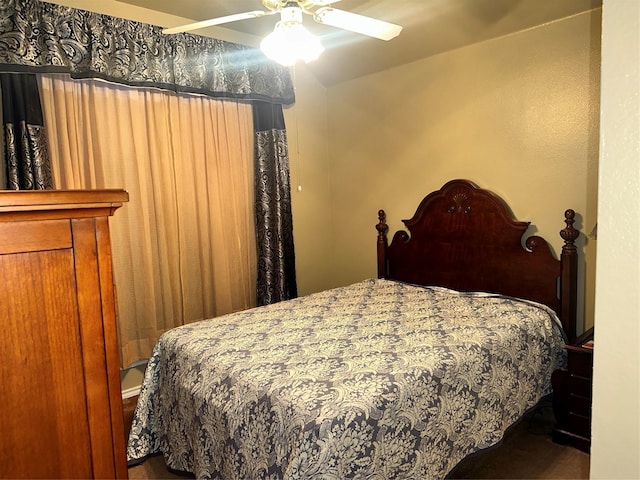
[284,66,333,295]
[590,1,640,477]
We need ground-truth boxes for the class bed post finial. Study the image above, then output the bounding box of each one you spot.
[560,210,579,248]
[560,209,579,342]
[377,210,388,279]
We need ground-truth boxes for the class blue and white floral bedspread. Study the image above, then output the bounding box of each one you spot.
[127,278,566,479]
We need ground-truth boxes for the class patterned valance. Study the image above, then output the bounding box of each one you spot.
[0,0,295,105]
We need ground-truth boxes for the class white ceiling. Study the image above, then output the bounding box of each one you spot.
[102,0,601,86]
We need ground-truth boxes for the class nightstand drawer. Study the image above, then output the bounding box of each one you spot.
[567,350,593,378]
[569,393,592,418]
[552,327,594,453]
[569,375,592,398]
[568,412,591,438]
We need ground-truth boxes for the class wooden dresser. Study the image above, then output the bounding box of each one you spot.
[0,190,129,479]
[551,327,594,453]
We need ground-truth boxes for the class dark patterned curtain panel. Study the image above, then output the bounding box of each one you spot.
[0,0,295,105]
[0,73,52,189]
[253,101,298,305]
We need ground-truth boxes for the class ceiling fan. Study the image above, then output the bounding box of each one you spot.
[162,0,403,66]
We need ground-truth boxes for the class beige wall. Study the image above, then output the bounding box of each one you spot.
[315,10,601,332]
[283,67,333,295]
[590,1,640,478]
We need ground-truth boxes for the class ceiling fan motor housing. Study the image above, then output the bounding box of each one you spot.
[280,4,304,24]
[262,0,331,14]
[261,1,294,12]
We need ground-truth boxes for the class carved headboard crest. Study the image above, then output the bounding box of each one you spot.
[448,192,472,214]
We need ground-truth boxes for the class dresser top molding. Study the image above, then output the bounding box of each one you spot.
[0,189,129,220]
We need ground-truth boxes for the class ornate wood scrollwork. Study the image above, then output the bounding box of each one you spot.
[560,209,579,252]
[447,192,472,214]
[525,236,546,252]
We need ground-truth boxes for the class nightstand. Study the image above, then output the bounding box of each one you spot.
[551,327,594,453]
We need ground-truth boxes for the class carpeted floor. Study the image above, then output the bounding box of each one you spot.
[125,398,590,479]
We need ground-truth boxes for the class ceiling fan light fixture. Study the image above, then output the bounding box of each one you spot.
[260,5,324,66]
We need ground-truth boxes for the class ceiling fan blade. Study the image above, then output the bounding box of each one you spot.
[313,7,402,41]
[162,11,272,35]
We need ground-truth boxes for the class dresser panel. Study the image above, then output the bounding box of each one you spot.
[0,249,92,478]
[0,190,128,479]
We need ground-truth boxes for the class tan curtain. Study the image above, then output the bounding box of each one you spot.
[38,74,257,367]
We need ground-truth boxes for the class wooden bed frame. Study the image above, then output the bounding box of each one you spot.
[376,179,580,342]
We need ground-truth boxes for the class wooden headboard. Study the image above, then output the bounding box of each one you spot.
[376,179,579,341]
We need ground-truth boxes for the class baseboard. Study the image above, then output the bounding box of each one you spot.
[121,385,141,399]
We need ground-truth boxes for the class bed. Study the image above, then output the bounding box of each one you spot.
[127,179,580,479]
